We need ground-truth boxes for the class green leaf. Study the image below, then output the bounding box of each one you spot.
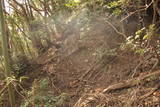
[143,35,149,40]
[135,34,140,39]
[135,48,146,55]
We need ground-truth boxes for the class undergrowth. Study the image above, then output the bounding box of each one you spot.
[21,78,69,107]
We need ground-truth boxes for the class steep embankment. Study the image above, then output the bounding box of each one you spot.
[21,12,160,107]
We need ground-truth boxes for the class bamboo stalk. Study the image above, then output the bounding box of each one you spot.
[0,1,15,107]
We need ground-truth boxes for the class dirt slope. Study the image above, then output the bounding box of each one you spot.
[22,15,160,107]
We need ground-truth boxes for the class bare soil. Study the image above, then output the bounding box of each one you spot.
[18,17,160,107]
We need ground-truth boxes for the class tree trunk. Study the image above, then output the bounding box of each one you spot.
[0,1,15,107]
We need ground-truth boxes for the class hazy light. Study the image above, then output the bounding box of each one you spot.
[74,0,81,3]
[4,1,13,14]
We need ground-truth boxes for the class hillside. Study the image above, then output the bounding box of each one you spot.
[0,0,160,107]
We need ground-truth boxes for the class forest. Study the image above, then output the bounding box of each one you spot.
[0,0,160,107]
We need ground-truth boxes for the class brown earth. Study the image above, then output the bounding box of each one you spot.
[15,17,160,107]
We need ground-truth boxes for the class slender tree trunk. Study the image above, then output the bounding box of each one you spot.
[0,1,15,107]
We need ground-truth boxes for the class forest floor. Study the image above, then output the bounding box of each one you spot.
[20,21,160,107]
[1,15,158,107]
[0,1,160,107]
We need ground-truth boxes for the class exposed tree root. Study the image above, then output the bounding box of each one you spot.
[103,70,160,93]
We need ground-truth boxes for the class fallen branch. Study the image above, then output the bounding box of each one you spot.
[80,56,117,80]
[0,82,10,95]
[139,85,160,100]
[104,20,127,39]
[120,1,153,22]
[103,70,160,93]
[79,61,98,80]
